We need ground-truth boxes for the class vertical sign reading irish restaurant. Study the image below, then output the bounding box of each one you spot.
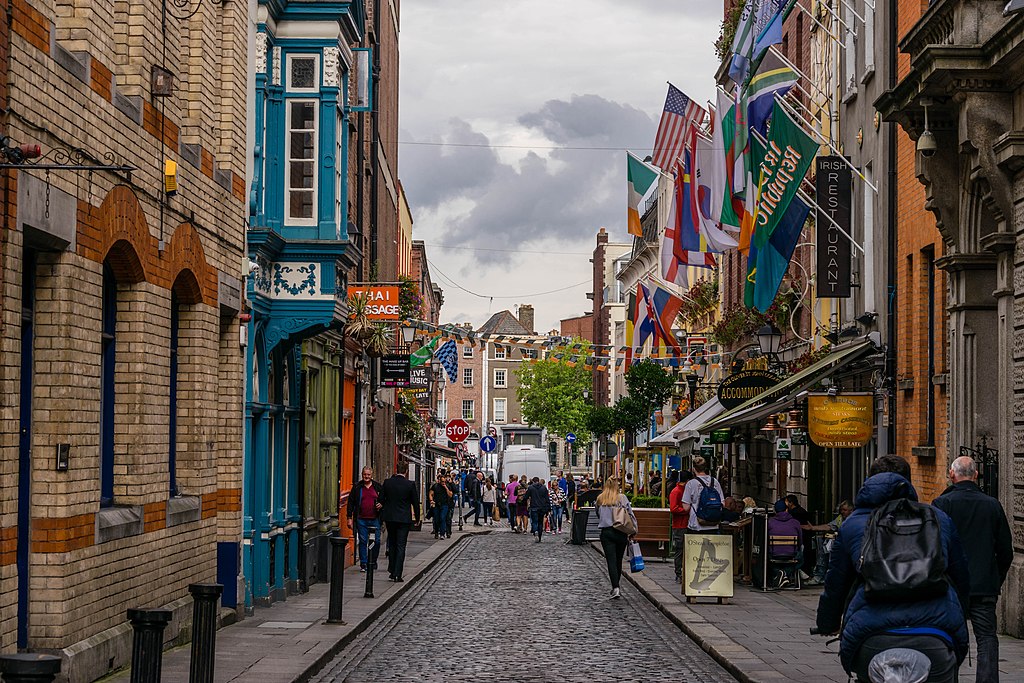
[815,156,852,298]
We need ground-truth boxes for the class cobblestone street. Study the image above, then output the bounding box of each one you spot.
[310,531,732,682]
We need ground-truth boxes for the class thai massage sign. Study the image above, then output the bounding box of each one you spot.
[752,100,819,249]
[815,156,852,298]
[347,284,400,320]
[808,393,874,448]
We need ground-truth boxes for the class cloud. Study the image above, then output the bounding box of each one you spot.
[399,119,499,212]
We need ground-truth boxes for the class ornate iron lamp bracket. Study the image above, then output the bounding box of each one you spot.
[0,136,135,176]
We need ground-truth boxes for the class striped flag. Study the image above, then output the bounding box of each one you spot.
[745,52,798,136]
[651,84,706,171]
[627,152,658,237]
[729,0,784,85]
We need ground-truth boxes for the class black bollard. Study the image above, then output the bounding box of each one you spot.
[364,528,376,598]
[188,583,223,683]
[128,608,172,683]
[0,653,62,683]
[326,534,349,624]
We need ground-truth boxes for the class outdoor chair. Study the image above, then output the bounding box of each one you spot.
[765,534,802,591]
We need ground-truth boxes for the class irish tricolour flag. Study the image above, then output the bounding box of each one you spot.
[627,152,658,237]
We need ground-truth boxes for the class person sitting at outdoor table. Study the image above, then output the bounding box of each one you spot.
[767,499,804,589]
[742,496,757,512]
[576,482,599,508]
[806,500,854,585]
[784,494,816,580]
[720,496,744,523]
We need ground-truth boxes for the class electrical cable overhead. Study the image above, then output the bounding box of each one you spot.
[423,243,590,256]
[394,140,647,151]
[427,258,589,300]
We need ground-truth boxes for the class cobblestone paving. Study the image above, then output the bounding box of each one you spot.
[311,531,733,683]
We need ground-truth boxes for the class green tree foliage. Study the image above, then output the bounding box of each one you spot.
[516,339,592,443]
[625,359,676,416]
[612,395,649,434]
[586,404,618,440]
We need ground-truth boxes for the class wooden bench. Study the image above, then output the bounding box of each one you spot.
[632,508,672,560]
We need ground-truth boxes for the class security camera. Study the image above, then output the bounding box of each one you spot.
[917,130,937,157]
[248,259,260,274]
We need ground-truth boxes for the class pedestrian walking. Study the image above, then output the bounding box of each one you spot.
[565,473,576,517]
[345,467,382,572]
[428,473,453,539]
[594,476,637,599]
[816,455,970,682]
[379,460,420,582]
[463,470,485,526]
[526,476,551,542]
[932,455,1013,683]
[482,479,496,526]
[515,475,529,533]
[668,471,687,583]
[504,474,519,531]
[680,457,724,533]
[548,480,565,534]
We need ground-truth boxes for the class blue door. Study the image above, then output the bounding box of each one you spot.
[17,250,36,648]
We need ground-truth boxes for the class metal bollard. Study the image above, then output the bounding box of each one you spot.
[0,653,62,683]
[364,528,377,598]
[188,583,223,683]
[326,534,349,624]
[128,608,172,683]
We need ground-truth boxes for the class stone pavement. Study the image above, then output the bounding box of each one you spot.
[100,522,493,683]
[311,528,730,683]
[617,549,1024,683]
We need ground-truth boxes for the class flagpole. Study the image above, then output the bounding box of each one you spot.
[792,0,843,44]
[795,186,866,255]
[767,47,830,101]
[817,0,857,35]
[773,94,880,194]
[835,0,867,26]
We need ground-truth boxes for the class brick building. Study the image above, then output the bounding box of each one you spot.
[0,0,246,673]
[559,312,593,341]
[589,228,630,407]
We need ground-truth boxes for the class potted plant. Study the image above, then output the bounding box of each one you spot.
[345,292,374,340]
[364,323,392,357]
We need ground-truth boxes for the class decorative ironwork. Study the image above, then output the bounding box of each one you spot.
[0,136,135,173]
[961,435,999,497]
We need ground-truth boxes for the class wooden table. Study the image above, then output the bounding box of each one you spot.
[720,517,753,581]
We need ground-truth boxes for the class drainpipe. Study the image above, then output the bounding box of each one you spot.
[885,0,898,455]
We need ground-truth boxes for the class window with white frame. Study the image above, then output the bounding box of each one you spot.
[463,345,473,357]
[493,369,506,388]
[493,398,507,423]
[286,100,317,223]
[461,400,474,421]
[494,345,506,359]
[287,54,318,92]
[437,399,447,422]
[463,368,473,386]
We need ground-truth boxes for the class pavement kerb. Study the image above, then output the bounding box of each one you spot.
[588,541,762,683]
[295,528,490,683]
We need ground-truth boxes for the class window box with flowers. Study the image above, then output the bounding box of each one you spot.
[679,276,720,329]
[709,283,804,349]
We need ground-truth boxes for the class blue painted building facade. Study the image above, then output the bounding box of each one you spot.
[245,0,368,607]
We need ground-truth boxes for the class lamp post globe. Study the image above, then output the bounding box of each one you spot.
[755,324,783,357]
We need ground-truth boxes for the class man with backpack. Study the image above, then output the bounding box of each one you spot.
[932,455,1013,683]
[679,456,724,533]
[816,455,970,683]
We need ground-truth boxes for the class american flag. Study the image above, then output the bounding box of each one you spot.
[434,339,459,384]
[651,84,707,171]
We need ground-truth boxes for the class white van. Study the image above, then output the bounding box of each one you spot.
[499,445,550,482]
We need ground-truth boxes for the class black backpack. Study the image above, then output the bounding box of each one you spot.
[858,497,947,602]
[695,476,723,525]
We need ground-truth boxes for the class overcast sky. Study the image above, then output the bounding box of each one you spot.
[399,2,722,333]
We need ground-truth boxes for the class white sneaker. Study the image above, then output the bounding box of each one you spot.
[611,588,621,599]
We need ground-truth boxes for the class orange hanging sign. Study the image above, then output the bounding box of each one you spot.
[348,284,401,320]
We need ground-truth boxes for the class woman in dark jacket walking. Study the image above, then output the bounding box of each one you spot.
[816,463,970,682]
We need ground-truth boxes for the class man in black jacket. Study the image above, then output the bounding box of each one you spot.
[346,467,383,571]
[379,461,420,582]
[526,477,551,542]
[933,455,1013,683]
[462,470,485,526]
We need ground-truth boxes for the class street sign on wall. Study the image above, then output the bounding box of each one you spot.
[807,393,874,448]
[380,354,411,387]
[445,419,471,444]
[347,284,401,320]
[479,435,497,453]
[815,156,853,298]
[717,370,780,410]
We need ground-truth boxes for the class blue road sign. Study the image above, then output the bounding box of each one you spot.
[479,435,497,453]
[565,433,577,444]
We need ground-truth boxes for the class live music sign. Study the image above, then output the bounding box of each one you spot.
[815,156,852,298]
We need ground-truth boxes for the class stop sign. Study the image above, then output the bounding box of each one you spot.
[445,419,471,444]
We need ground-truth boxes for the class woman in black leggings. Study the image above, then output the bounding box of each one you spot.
[593,476,638,599]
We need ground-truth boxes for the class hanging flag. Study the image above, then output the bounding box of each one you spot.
[661,157,716,287]
[684,143,738,253]
[624,290,636,371]
[744,195,811,312]
[651,83,706,171]
[434,339,459,383]
[647,282,684,351]
[729,0,784,85]
[749,0,791,74]
[745,52,798,136]
[752,100,819,248]
[627,152,658,237]
[410,335,440,367]
[711,89,749,231]
[633,282,657,350]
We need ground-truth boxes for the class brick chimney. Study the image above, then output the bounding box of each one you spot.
[517,304,535,334]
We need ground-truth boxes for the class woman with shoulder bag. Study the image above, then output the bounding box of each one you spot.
[594,476,638,599]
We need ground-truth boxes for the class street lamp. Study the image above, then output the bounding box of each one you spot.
[755,324,783,358]
[685,362,700,415]
[400,322,416,345]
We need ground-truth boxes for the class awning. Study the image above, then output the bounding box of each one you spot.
[697,339,880,433]
[650,398,726,446]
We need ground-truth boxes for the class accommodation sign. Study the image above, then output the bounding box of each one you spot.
[347,284,401,320]
[808,393,873,447]
[717,370,781,410]
[815,156,852,298]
